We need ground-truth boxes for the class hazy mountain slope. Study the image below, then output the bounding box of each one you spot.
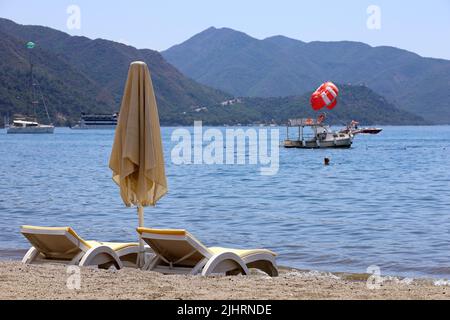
[163,27,450,123]
[164,27,322,97]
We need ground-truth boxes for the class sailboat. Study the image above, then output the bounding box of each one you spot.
[7,41,54,134]
[6,119,54,134]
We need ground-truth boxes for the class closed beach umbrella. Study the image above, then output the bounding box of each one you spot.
[109,61,168,267]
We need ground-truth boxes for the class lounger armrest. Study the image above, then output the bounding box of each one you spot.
[202,252,249,276]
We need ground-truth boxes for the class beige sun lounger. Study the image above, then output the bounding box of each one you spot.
[21,226,144,269]
[137,228,278,277]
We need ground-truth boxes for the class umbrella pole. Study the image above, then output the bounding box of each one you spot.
[137,204,145,268]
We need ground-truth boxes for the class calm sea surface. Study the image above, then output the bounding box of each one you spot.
[0,126,449,278]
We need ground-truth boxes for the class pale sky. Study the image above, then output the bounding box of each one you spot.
[1,0,449,59]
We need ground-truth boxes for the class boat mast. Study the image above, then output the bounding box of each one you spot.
[38,87,52,125]
[3,114,9,129]
[27,42,37,121]
[26,41,52,125]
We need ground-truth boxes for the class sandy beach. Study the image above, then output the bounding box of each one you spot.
[0,261,448,300]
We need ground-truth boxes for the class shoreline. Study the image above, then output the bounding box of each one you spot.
[0,261,449,300]
[1,252,449,283]
[2,125,450,130]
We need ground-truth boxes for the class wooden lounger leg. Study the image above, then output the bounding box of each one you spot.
[79,246,123,270]
[202,252,249,276]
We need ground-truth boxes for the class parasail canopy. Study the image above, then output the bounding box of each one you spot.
[26,41,35,49]
[311,82,339,111]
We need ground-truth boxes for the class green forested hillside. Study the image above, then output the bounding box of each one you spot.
[0,30,115,125]
[0,18,230,126]
[178,84,424,126]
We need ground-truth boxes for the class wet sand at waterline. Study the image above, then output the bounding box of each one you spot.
[0,262,448,300]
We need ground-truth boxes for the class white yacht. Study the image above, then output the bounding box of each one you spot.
[7,119,54,134]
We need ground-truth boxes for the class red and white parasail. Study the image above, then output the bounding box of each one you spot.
[310,82,339,111]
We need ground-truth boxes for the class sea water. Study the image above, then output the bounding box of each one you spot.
[0,126,449,278]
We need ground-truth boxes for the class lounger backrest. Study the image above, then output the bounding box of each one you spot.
[137,228,212,267]
[21,226,90,260]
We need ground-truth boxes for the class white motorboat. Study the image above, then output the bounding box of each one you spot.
[340,120,383,135]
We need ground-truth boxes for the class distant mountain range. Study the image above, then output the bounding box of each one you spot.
[163,27,450,124]
[0,19,428,126]
[0,18,229,126]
